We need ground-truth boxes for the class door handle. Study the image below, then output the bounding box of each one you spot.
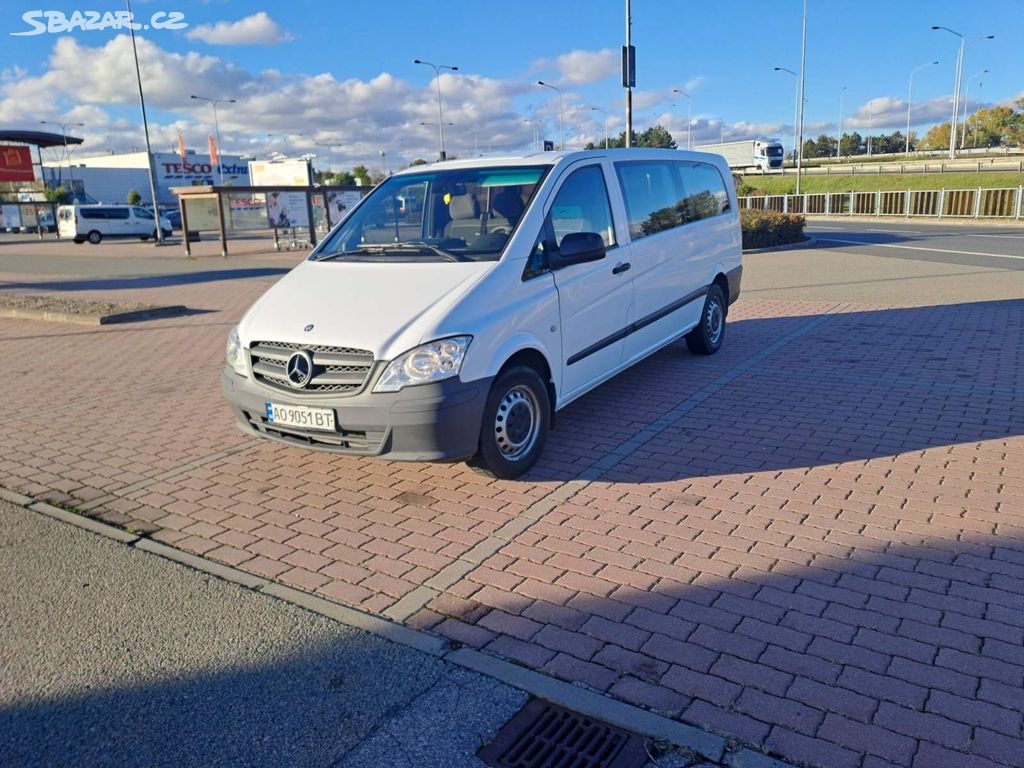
[612,262,631,275]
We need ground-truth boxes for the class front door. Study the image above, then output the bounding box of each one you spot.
[545,162,633,400]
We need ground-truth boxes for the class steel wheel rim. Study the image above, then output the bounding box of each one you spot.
[707,298,724,345]
[494,385,540,461]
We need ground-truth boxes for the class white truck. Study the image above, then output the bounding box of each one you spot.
[693,139,784,172]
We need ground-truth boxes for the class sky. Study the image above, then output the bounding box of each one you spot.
[2,0,1022,172]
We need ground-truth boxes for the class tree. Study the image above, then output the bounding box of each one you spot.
[351,165,371,185]
[919,122,951,151]
[408,158,429,167]
[126,189,141,204]
[839,131,864,156]
[43,185,70,203]
[584,123,676,150]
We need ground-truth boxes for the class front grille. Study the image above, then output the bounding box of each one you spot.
[249,341,374,394]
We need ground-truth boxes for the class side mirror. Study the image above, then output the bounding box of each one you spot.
[553,231,606,268]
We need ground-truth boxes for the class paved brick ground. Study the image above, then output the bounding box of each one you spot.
[2,256,1023,768]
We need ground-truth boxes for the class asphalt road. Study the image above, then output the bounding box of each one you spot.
[0,501,527,768]
[746,218,1024,305]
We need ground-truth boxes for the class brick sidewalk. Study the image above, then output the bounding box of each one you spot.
[2,269,1022,768]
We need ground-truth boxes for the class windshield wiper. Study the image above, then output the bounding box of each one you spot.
[317,242,470,262]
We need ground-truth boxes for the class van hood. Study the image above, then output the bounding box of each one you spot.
[238,258,493,357]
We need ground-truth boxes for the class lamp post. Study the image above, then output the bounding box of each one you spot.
[414,59,459,161]
[590,107,609,149]
[867,100,874,157]
[906,61,939,154]
[523,119,541,152]
[420,121,454,158]
[773,67,799,164]
[190,94,236,185]
[931,27,993,159]
[537,81,564,150]
[672,88,692,149]
[125,0,164,244]
[960,69,988,150]
[837,85,846,158]
[719,117,725,144]
[39,120,84,188]
[973,80,985,148]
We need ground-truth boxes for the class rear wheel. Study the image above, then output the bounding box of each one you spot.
[470,365,550,480]
[87,230,102,245]
[72,237,85,244]
[685,284,726,355]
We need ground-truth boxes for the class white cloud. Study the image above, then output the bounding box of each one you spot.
[534,48,619,86]
[186,12,295,46]
[844,95,953,131]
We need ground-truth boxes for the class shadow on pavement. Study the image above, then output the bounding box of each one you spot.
[0,267,291,292]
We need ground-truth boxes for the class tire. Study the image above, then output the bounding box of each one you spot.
[87,230,102,245]
[470,365,550,480]
[162,228,172,240]
[139,235,150,241]
[685,284,726,355]
[73,237,85,244]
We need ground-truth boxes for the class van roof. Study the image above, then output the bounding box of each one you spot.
[392,147,725,176]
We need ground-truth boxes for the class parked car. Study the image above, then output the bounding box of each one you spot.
[57,204,173,244]
[222,149,742,478]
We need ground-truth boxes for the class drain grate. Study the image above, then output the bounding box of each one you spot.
[478,699,648,768]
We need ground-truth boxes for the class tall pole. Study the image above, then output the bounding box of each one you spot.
[795,0,807,195]
[960,70,987,150]
[973,81,984,148]
[673,88,692,149]
[625,0,632,147]
[414,59,458,161]
[837,86,845,158]
[191,95,236,185]
[774,68,799,164]
[867,101,873,156]
[907,62,938,154]
[932,28,992,159]
[125,0,163,244]
[590,107,609,149]
[538,81,564,150]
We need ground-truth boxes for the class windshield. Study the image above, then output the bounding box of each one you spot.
[313,164,549,262]
[764,145,784,157]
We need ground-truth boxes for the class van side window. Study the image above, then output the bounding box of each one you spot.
[676,161,731,221]
[79,208,102,219]
[107,207,130,220]
[614,161,684,239]
[548,165,616,249]
[134,207,154,219]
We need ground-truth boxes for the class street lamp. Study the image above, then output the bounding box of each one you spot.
[523,119,541,152]
[125,0,163,244]
[537,81,564,150]
[590,107,609,149]
[39,120,85,187]
[837,85,846,159]
[190,94,236,185]
[672,88,692,149]
[414,59,459,161]
[906,61,939,154]
[931,27,993,159]
[718,117,725,144]
[973,80,986,148]
[960,69,988,150]
[773,67,799,164]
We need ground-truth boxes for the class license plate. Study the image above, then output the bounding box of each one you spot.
[265,402,336,431]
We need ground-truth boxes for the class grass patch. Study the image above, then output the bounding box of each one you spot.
[738,171,1024,195]
[741,210,806,249]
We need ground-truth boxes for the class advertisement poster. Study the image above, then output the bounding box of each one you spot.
[327,190,364,221]
[267,191,308,229]
[226,193,268,231]
[0,204,23,229]
[182,196,219,230]
[248,159,312,187]
[0,145,34,183]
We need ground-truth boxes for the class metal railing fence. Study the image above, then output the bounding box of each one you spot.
[739,186,1024,219]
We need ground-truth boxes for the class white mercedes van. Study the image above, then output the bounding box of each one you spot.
[223,149,742,478]
[57,204,173,244]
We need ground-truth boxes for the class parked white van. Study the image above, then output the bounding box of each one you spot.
[223,149,742,478]
[57,204,173,244]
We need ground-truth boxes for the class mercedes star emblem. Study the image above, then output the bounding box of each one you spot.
[285,350,314,388]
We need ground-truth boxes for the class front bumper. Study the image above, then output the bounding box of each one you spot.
[222,367,492,462]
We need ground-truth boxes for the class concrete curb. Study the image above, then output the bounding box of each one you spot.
[0,305,187,326]
[742,236,818,255]
[449,648,726,762]
[8,485,730,763]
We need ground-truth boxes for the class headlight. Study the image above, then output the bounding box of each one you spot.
[226,326,247,376]
[373,336,471,393]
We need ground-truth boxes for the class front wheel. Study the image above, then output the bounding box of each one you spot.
[471,366,550,480]
[87,230,102,245]
[685,284,726,355]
